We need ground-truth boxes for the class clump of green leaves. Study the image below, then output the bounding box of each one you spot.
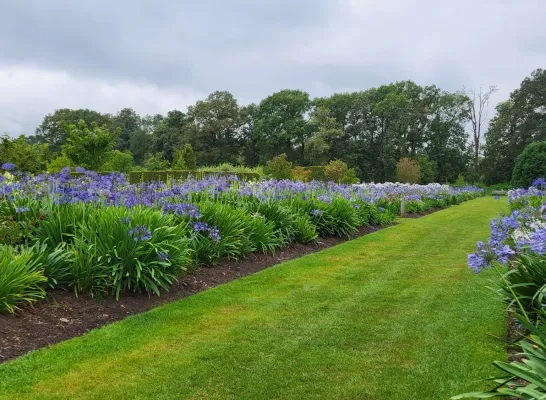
[70,206,192,298]
[0,246,47,313]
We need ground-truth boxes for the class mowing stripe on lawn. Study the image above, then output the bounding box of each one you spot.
[0,197,507,400]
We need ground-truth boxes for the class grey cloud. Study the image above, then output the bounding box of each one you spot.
[0,0,330,88]
[1,0,546,135]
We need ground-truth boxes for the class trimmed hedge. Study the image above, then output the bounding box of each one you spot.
[71,170,261,183]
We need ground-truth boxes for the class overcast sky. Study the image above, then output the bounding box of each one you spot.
[1,0,545,136]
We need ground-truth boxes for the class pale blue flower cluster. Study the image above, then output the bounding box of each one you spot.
[468,179,546,273]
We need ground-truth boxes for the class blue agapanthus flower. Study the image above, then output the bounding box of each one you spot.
[157,252,169,262]
[129,225,152,241]
[190,221,221,242]
[1,162,15,171]
[532,177,546,189]
[119,216,133,224]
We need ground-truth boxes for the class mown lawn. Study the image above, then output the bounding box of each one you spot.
[0,197,506,400]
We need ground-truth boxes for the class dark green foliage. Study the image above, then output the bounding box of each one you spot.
[34,108,115,153]
[255,89,311,165]
[512,141,546,188]
[186,91,243,165]
[34,203,91,248]
[7,77,494,180]
[418,156,436,184]
[151,110,187,162]
[483,69,546,184]
[112,108,142,152]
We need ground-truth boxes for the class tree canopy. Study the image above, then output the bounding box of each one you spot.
[1,70,545,185]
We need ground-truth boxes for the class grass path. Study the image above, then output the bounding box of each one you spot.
[0,197,507,399]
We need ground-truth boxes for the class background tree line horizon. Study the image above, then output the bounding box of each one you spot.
[1,68,545,185]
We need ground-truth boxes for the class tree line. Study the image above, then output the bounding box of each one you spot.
[1,69,545,184]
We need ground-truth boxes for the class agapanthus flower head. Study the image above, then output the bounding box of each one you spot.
[75,166,86,173]
[494,245,516,264]
[15,206,30,213]
[163,203,201,219]
[529,229,546,255]
[317,195,332,204]
[468,252,488,273]
[157,252,169,262]
[191,221,210,233]
[1,162,15,171]
[119,216,133,224]
[310,209,324,216]
[532,177,546,189]
[208,226,221,242]
[129,225,152,241]
[190,221,221,242]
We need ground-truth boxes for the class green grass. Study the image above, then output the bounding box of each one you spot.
[0,197,507,399]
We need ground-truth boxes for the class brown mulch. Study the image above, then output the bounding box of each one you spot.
[0,224,393,363]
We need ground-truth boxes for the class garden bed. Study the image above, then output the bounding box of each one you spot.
[0,224,390,363]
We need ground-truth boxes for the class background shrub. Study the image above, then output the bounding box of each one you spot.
[291,166,311,182]
[396,157,421,184]
[512,141,546,188]
[324,160,348,183]
[101,150,134,173]
[265,154,293,180]
[173,144,197,170]
[306,166,326,181]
